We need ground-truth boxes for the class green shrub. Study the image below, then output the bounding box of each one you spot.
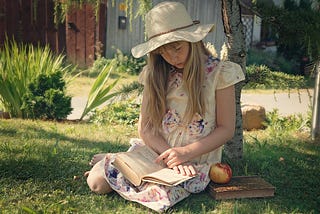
[263,109,310,138]
[89,99,140,126]
[113,49,146,75]
[88,49,146,77]
[21,71,72,120]
[87,56,110,77]
[255,0,320,67]
[0,39,73,118]
[247,48,299,75]
[244,64,307,90]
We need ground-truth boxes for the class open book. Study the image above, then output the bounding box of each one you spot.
[112,145,195,186]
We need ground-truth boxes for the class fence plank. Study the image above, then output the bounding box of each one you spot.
[0,0,7,45]
[66,8,77,63]
[6,0,20,40]
[85,4,95,66]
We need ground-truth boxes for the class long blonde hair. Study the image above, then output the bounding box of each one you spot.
[144,41,210,133]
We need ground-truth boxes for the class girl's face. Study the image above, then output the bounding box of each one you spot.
[158,41,190,69]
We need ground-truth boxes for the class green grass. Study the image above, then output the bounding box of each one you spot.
[0,118,319,213]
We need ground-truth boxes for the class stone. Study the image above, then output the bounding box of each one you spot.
[241,104,266,131]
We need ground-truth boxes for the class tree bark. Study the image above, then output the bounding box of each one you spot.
[220,0,246,160]
[311,60,320,141]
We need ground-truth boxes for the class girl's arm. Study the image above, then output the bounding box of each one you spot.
[138,89,171,155]
[157,85,236,168]
[139,89,197,176]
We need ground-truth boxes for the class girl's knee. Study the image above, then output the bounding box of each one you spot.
[87,172,112,194]
[86,160,113,194]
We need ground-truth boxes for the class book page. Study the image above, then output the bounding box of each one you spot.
[115,146,163,179]
[142,168,195,186]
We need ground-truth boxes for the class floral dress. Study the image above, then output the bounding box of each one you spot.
[102,56,245,212]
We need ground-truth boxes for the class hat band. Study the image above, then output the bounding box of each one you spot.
[148,20,200,40]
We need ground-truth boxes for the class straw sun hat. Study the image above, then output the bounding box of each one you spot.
[131,1,215,58]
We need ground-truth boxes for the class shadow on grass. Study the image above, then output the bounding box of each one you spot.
[228,137,320,213]
[0,120,129,187]
[1,120,319,213]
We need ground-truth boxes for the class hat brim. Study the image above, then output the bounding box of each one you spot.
[131,23,215,58]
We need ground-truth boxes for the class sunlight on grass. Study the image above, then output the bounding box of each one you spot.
[67,74,139,97]
[0,118,319,213]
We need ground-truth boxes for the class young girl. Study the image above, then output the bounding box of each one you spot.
[86,1,245,212]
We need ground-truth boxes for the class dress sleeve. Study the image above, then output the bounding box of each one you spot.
[216,61,245,90]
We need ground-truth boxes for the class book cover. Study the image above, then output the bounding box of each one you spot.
[207,176,275,200]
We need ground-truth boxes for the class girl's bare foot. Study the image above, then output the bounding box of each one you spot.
[89,153,107,167]
[84,171,90,177]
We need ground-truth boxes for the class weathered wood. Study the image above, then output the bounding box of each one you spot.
[96,4,107,57]
[76,6,86,66]
[5,0,19,40]
[85,4,95,66]
[207,176,275,200]
[0,0,7,45]
[66,7,77,63]
[0,0,65,54]
[65,3,105,66]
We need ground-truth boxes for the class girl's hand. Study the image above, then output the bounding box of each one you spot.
[173,163,197,176]
[156,147,187,167]
[155,147,196,175]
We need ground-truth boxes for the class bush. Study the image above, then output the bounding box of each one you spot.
[247,48,299,75]
[255,0,320,68]
[244,64,307,90]
[89,99,140,125]
[87,57,110,77]
[88,49,146,77]
[263,109,310,138]
[0,39,73,118]
[21,71,72,120]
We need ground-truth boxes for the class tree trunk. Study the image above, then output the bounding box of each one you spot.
[220,0,246,160]
[311,60,320,141]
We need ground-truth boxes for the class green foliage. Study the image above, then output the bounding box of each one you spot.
[264,109,310,138]
[247,48,299,75]
[113,49,146,75]
[80,59,121,120]
[21,71,72,120]
[53,0,152,25]
[81,48,144,120]
[0,39,73,118]
[87,57,110,77]
[53,0,106,24]
[88,49,146,77]
[89,99,140,125]
[244,64,307,90]
[256,0,320,63]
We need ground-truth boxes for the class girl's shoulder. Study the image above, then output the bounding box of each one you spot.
[205,55,220,75]
[204,55,245,89]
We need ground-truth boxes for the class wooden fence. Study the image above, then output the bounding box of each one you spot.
[0,0,65,54]
[0,0,106,67]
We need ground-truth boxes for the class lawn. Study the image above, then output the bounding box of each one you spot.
[0,115,319,213]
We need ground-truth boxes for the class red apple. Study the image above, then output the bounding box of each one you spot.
[209,163,232,184]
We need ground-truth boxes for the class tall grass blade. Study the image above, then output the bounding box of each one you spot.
[80,59,121,120]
